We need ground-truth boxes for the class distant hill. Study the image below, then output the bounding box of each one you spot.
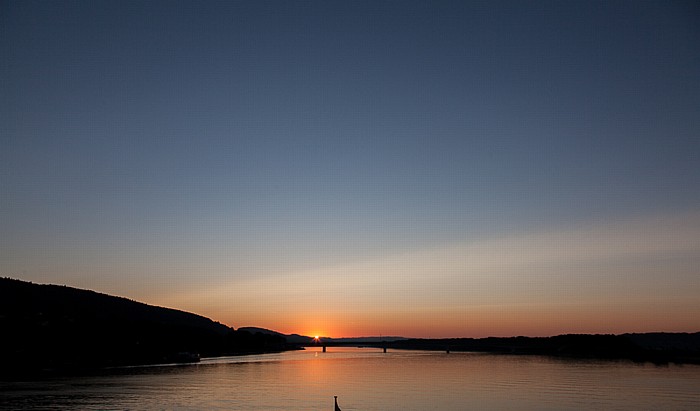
[625,332,700,352]
[241,327,700,364]
[0,278,288,375]
[387,333,700,364]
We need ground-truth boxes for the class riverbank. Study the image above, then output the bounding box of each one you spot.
[380,333,700,364]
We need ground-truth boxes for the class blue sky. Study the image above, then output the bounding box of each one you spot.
[2,1,699,337]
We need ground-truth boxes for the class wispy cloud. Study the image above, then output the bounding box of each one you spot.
[165,210,700,335]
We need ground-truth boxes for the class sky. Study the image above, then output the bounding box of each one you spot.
[1,0,699,338]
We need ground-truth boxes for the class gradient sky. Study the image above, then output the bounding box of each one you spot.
[2,0,699,338]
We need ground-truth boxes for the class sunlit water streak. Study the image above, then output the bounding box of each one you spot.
[2,347,700,410]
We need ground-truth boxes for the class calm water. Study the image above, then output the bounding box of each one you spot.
[2,347,700,410]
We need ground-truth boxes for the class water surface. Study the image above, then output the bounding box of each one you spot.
[2,347,699,410]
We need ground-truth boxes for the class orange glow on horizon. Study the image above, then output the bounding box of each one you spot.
[139,211,700,340]
[147,290,700,339]
[212,297,700,339]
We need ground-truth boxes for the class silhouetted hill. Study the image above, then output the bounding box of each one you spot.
[625,332,700,352]
[0,278,287,375]
[387,333,700,364]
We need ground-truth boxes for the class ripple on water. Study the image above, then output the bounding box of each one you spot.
[1,350,700,410]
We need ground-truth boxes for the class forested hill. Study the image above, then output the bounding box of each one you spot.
[387,333,700,364]
[0,278,287,375]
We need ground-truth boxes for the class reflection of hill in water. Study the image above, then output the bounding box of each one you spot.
[0,278,287,375]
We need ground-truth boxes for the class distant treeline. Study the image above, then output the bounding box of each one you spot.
[385,333,700,364]
[0,278,290,376]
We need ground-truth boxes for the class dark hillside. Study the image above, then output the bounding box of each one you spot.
[388,332,700,364]
[0,278,286,375]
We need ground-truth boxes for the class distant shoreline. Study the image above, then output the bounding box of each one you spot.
[359,333,700,365]
[249,326,700,365]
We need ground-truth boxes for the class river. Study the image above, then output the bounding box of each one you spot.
[2,347,699,410]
